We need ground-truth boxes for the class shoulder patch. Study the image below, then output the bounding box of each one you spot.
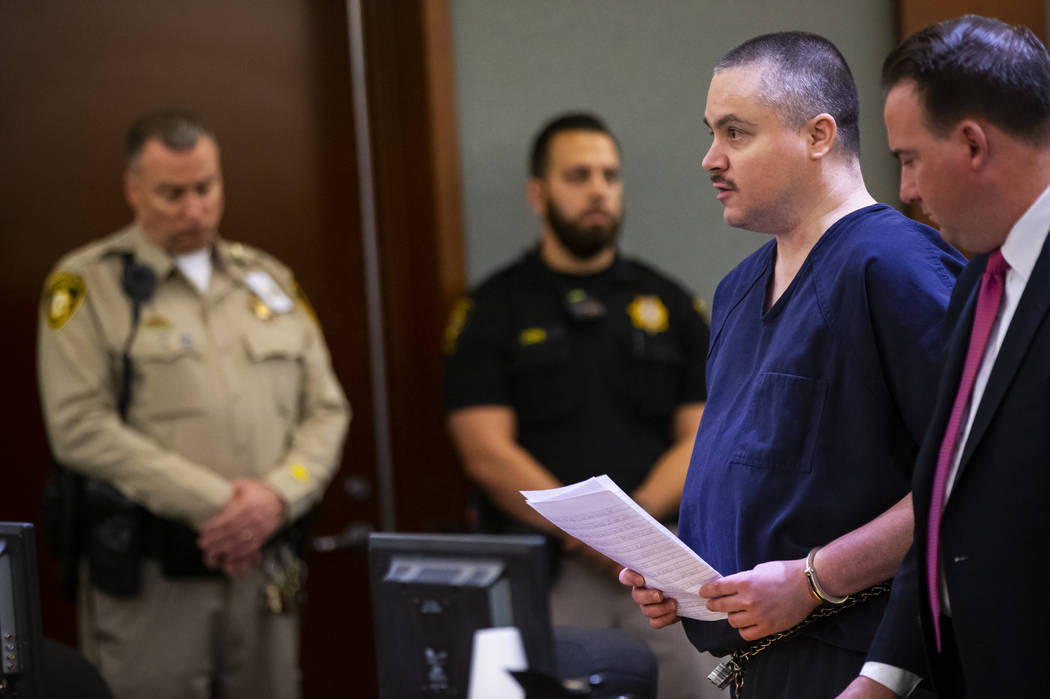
[44,272,87,330]
[443,297,472,355]
[292,279,320,327]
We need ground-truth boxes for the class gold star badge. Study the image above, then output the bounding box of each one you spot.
[249,295,275,321]
[626,295,669,334]
[44,272,86,330]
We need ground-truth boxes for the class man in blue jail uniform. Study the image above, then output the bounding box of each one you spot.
[620,32,964,698]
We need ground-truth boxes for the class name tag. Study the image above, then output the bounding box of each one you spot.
[245,271,293,314]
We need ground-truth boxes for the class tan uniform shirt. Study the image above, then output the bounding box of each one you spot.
[38,224,350,529]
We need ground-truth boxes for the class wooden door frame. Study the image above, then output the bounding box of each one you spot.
[897,0,1045,41]
[358,0,469,534]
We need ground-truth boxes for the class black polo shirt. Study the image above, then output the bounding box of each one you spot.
[444,248,709,533]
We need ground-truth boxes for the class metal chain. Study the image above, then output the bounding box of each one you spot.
[707,582,892,696]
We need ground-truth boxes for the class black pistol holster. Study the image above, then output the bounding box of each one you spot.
[83,479,148,596]
[43,254,157,598]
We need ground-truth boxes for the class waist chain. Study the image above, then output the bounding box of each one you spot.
[707,582,892,696]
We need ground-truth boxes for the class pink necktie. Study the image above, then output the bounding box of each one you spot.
[926,249,1008,651]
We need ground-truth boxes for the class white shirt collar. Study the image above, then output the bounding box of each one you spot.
[1001,182,1050,281]
[174,248,213,293]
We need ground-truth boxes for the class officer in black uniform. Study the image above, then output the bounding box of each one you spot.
[443,112,723,699]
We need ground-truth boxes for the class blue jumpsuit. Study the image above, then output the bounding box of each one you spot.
[679,205,964,696]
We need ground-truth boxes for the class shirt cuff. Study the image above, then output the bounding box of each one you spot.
[860,662,923,697]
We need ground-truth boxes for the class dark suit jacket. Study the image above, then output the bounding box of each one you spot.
[869,233,1050,697]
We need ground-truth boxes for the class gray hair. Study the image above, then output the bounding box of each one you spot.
[126,108,215,169]
[716,31,860,159]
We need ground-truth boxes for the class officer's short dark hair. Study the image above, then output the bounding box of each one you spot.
[882,14,1050,145]
[529,112,620,178]
[717,31,861,159]
[126,108,216,169]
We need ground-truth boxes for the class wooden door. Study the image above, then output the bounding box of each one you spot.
[897,0,1045,41]
[0,2,388,696]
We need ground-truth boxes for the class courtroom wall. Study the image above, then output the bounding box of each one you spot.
[450,0,898,305]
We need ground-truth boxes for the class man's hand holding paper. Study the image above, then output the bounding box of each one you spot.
[619,567,685,629]
[521,475,726,622]
[699,558,820,641]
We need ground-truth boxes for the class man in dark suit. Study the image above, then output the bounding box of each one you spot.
[840,14,1050,698]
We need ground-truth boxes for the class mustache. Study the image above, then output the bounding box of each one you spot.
[711,175,736,190]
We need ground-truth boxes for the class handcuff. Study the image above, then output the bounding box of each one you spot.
[804,546,849,605]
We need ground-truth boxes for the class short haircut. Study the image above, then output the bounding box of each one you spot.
[126,108,216,169]
[882,15,1050,144]
[716,31,861,159]
[529,112,620,178]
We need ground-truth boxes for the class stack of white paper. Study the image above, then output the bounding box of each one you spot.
[522,475,726,621]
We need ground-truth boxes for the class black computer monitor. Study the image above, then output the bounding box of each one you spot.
[0,523,43,699]
[367,533,554,698]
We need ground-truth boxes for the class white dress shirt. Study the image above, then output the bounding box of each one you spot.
[174,247,213,293]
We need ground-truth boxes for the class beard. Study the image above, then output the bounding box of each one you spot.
[545,199,623,261]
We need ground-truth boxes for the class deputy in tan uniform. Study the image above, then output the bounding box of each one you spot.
[37,108,350,699]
